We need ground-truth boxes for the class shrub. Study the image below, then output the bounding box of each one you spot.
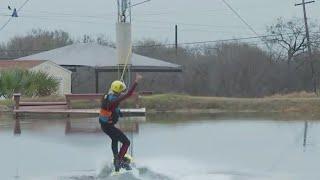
[0,69,59,98]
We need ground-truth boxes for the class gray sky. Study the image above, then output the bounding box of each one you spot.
[0,0,320,45]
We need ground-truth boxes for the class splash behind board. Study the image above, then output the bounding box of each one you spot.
[110,154,135,176]
[111,168,133,176]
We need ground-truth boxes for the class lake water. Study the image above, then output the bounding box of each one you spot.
[0,113,319,180]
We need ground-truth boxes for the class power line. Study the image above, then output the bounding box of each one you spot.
[0,19,13,32]
[0,13,248,29]
[0,31,318,54]
[221,0,274,52]
[133,34,288,47]
[0,0,31,32]
[17,0,31,11]
[1,8,230,18]
[0,36,268,51]
[134,31,320,47]
[20,16,112,25]
[0,7,265,32]
[133,19,251,29]
[0,14,243,28]
[221,0,259,36]
[0,14,267,34]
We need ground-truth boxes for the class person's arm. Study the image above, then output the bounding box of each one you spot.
[110,74,143,105]
[112,82,137,104]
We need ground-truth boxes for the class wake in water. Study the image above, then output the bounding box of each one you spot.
[62,162,172,180]
[58,157,268,180]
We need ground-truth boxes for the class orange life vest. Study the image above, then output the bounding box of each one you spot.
[100,108,112,117]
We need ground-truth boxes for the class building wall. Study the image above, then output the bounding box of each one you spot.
[70,69,128,94]
[70,66,96,93]
[62,66,180,94]
[98,71,119,93]
[31,61,72,95]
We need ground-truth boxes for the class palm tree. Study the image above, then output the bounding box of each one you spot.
[0,69,59,98]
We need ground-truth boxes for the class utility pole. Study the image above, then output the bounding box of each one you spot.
[295,0,317,93]
[175,24,178,56]
[295,1,315,152]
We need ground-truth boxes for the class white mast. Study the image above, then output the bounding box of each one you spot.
[116,0,132,66]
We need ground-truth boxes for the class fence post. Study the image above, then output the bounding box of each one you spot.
[13,93,21,110]
[13,93,21,120]
[65,94,71,118]
[14,118,21,135]
[65,119,71,134]
[65,94,71,109]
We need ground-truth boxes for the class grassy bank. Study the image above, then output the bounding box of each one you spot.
[1,93,320,113]
[0,99,13,111]
[139,93,320,113]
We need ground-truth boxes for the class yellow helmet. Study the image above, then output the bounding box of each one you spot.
[110,80,126,93]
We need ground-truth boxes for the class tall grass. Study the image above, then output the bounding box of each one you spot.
[0,69,59,98]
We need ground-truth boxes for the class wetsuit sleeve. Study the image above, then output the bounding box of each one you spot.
[116,108,123,117]
[111,82,138,105]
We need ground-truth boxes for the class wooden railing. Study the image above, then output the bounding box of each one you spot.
[13,93,67,110]
[13,92,141,114]
[12,93,145,134]
[65,93,104,109]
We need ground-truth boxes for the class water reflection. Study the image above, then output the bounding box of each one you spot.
[64,119,140,134]
[12,115,145,135]
[5,112,318,152]
[1,112,320,179]
[303,121,309,149]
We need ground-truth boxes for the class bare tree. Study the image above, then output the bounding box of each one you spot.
[263,18,317,91]
[1,28,319,97]
[264,18,308,67]
[0,29,73,59]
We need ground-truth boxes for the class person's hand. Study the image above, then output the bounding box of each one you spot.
[135,73,143,83]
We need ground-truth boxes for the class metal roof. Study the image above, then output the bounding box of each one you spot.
[17,43,181,72]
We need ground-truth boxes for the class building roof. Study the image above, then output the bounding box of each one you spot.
[0,60,46,70]
[17,43,181,72]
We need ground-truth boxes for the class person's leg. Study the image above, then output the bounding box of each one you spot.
[101,123,131,170]
[113,127,130,160]
[111,138,121,172]
[111,127,132,170]
[111,139,118,157]
[101,123,118,154]
[101,123,122,171]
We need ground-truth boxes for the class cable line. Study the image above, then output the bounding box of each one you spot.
[0,0,31,32]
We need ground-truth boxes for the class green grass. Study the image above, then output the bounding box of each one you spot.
[1,93,320,113]
[139,93,320,113]
[0,99,13,111]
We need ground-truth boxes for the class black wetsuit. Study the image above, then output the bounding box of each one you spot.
[101,123,130,157]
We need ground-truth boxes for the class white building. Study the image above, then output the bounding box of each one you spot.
[0,60,71,95]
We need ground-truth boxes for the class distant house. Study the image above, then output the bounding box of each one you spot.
[17,43,182,93]
[0,60,72,95]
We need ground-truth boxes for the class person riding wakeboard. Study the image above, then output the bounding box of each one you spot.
[99,74,142,172]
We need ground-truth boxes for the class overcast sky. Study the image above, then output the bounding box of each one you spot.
[0,0,320,45]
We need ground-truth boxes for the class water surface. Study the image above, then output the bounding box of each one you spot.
[0,113,319,180]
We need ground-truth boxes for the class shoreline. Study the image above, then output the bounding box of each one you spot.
[1,94,320,115]
[139,94,320,114]
[2,109,320,122]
